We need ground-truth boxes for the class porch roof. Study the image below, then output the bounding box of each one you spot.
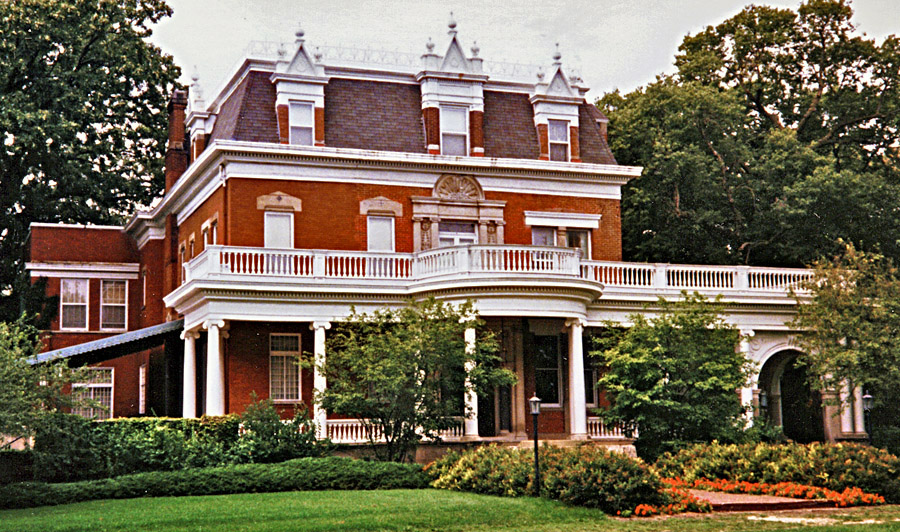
[30,319,184,366]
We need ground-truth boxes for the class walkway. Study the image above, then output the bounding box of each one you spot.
[688,489,832,512]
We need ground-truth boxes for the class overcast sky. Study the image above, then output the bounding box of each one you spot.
[149,0,898,102]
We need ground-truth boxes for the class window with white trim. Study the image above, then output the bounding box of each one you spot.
[139,364,147,415]
[100,280,127,330]
[367,216,395,252]
[264,211,294,248]
[438,221,477,247]
[533,335,561,407]
[441,106,468,156]
[566,229,590,259]
[73,367,114,420]
[210,220,218,245]
[270,334,301,402]
[60,278,88,330]
[548,119,569,162]
[141,269,147,309]
[289,102,314,146]
[531,227,556,246]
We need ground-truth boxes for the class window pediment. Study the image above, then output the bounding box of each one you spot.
[257,191,302,212]
[359,196,403,216]
[434,174,483,200]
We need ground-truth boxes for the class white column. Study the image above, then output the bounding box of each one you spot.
[853,386,866,434]
[464,326,479,438]
[739,329,755,425]
[840,384,855,434]
[181,329,199,418]
[310,321,331,439]
[204,320,226,416]
[566,318,587,439]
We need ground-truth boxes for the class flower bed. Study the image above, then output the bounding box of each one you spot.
[662,477,885,507]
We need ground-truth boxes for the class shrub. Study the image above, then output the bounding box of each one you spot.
[655,442,900,503]
[0,449,33,485]
[227,397,331,464]
[430,444,668,515]
[0,457,427,510]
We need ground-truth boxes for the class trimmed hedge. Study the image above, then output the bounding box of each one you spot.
[0,449,33,485]
[655,442,900,503]
[427,444,668,514]
[0,456,427,510]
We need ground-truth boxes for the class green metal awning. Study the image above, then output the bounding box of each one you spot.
[30,319,184,366]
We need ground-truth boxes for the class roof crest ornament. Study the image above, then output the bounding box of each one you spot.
[448,12,457,37]
[295,22,305,44]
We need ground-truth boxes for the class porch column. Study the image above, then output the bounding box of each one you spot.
[464,326,479,438]
[181,329,200,418]
[204,320,227,416]
[853,386,866,434]
[311,321,330,439]
[739,329,755,425]
[566,318,588,439]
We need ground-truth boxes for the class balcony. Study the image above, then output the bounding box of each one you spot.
[177,245,811,306]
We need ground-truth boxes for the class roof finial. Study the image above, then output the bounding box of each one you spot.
[295,22,305,43]
[536,66,545,82]
[471,41,480,58]
[553,43,562,64]
[426,37,435,53]
[314,46,323,63]
[190,66,200,85]
[448,12,457,36]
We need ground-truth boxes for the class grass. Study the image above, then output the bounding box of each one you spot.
[1,489,900,532]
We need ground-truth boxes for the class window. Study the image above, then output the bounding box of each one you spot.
[189,235,195,259]
[441,106,468,156]
[289,102,314,146]
[141,269,147,309]
[367,216,395,252]
[438,221,477,247]
[179,243,186,284]
[548,119,569,162]
[139,364,147,415]
[534,335,561,406]
[264,211,294,248]
[202,227,209,248]
[100,280,126,330]
[60,278,88,330]
[73,368,114,420]
[531,227,556,246]
[566,229,590,259]
[210,220,218,245]
[270,334,301,402]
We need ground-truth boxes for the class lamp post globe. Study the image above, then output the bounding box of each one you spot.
[529,395,541,497]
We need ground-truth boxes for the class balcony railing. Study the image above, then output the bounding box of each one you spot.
[182,245,811,295]
[326,417,465,444]
[586,417,632,440]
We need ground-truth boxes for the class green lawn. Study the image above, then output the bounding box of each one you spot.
[1,489,900,532]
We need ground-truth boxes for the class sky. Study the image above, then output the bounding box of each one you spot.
[148,0,898,102]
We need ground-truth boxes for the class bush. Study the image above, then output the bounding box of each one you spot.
[429,444,668,514]
[0,456,427,510]
[227,397,332,464]
[0,449,33,485]
[655,442,900,503]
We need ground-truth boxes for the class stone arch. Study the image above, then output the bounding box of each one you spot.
[757,349,825,443]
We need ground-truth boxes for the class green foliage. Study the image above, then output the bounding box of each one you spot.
[0,450,33,485]
[600,0,900,267]
[655,441,900,503]
[0,0,181,321]
[30,398,330,482]
[593,294,750,461]
[0,319,83,444]
[0,457,427,510]
[319,298,516,462]
[429,444,668,514]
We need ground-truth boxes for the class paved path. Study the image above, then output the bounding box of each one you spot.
[688,489,832,512]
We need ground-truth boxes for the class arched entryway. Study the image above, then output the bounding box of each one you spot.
[757,350,825,443]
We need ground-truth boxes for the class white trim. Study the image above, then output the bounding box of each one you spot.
[27,262,140,280]
[100,279,128,332]
[524,212,601,229]
[138,364,147,415]
[60,278,89,331]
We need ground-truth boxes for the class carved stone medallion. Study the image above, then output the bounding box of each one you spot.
[434,174,482,200]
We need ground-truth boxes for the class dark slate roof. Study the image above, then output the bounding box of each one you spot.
[209,71,279,144]
[324,79,427,153]
[578,103,617,165]
[483,90,541,160]
[30,320,183,366]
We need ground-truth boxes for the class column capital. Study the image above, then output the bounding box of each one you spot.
[180,329,201,340]
[203,319,226,332]
[740,329,755,337]
[565,317,586,329]
[310,321,331,331]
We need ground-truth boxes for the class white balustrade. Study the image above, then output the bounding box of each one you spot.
[325,417,465,444]
[583,261,811,293]
[586,417,631,439]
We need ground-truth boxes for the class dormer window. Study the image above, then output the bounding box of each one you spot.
[548,119,569,162]
[441,106,468,156]
[289,102,314,146]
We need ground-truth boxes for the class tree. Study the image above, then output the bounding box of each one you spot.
[592,293,750,460]
[318,298,515,462]
[0,0,181,323]
[600,0,900,267]
[0,318,82,446]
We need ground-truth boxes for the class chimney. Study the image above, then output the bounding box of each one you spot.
[165,89,189,192]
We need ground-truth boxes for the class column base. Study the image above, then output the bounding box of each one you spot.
[569,433,590,441]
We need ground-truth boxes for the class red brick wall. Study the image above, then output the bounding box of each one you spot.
[423,107,440,153]
[177,186,226,258]
[536,123,549,161]
[29,226,139,263]
[139,239,166,328]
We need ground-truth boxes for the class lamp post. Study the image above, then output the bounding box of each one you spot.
[529,395,541,497]
[758,390,768,420]
[862,392,874,439]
